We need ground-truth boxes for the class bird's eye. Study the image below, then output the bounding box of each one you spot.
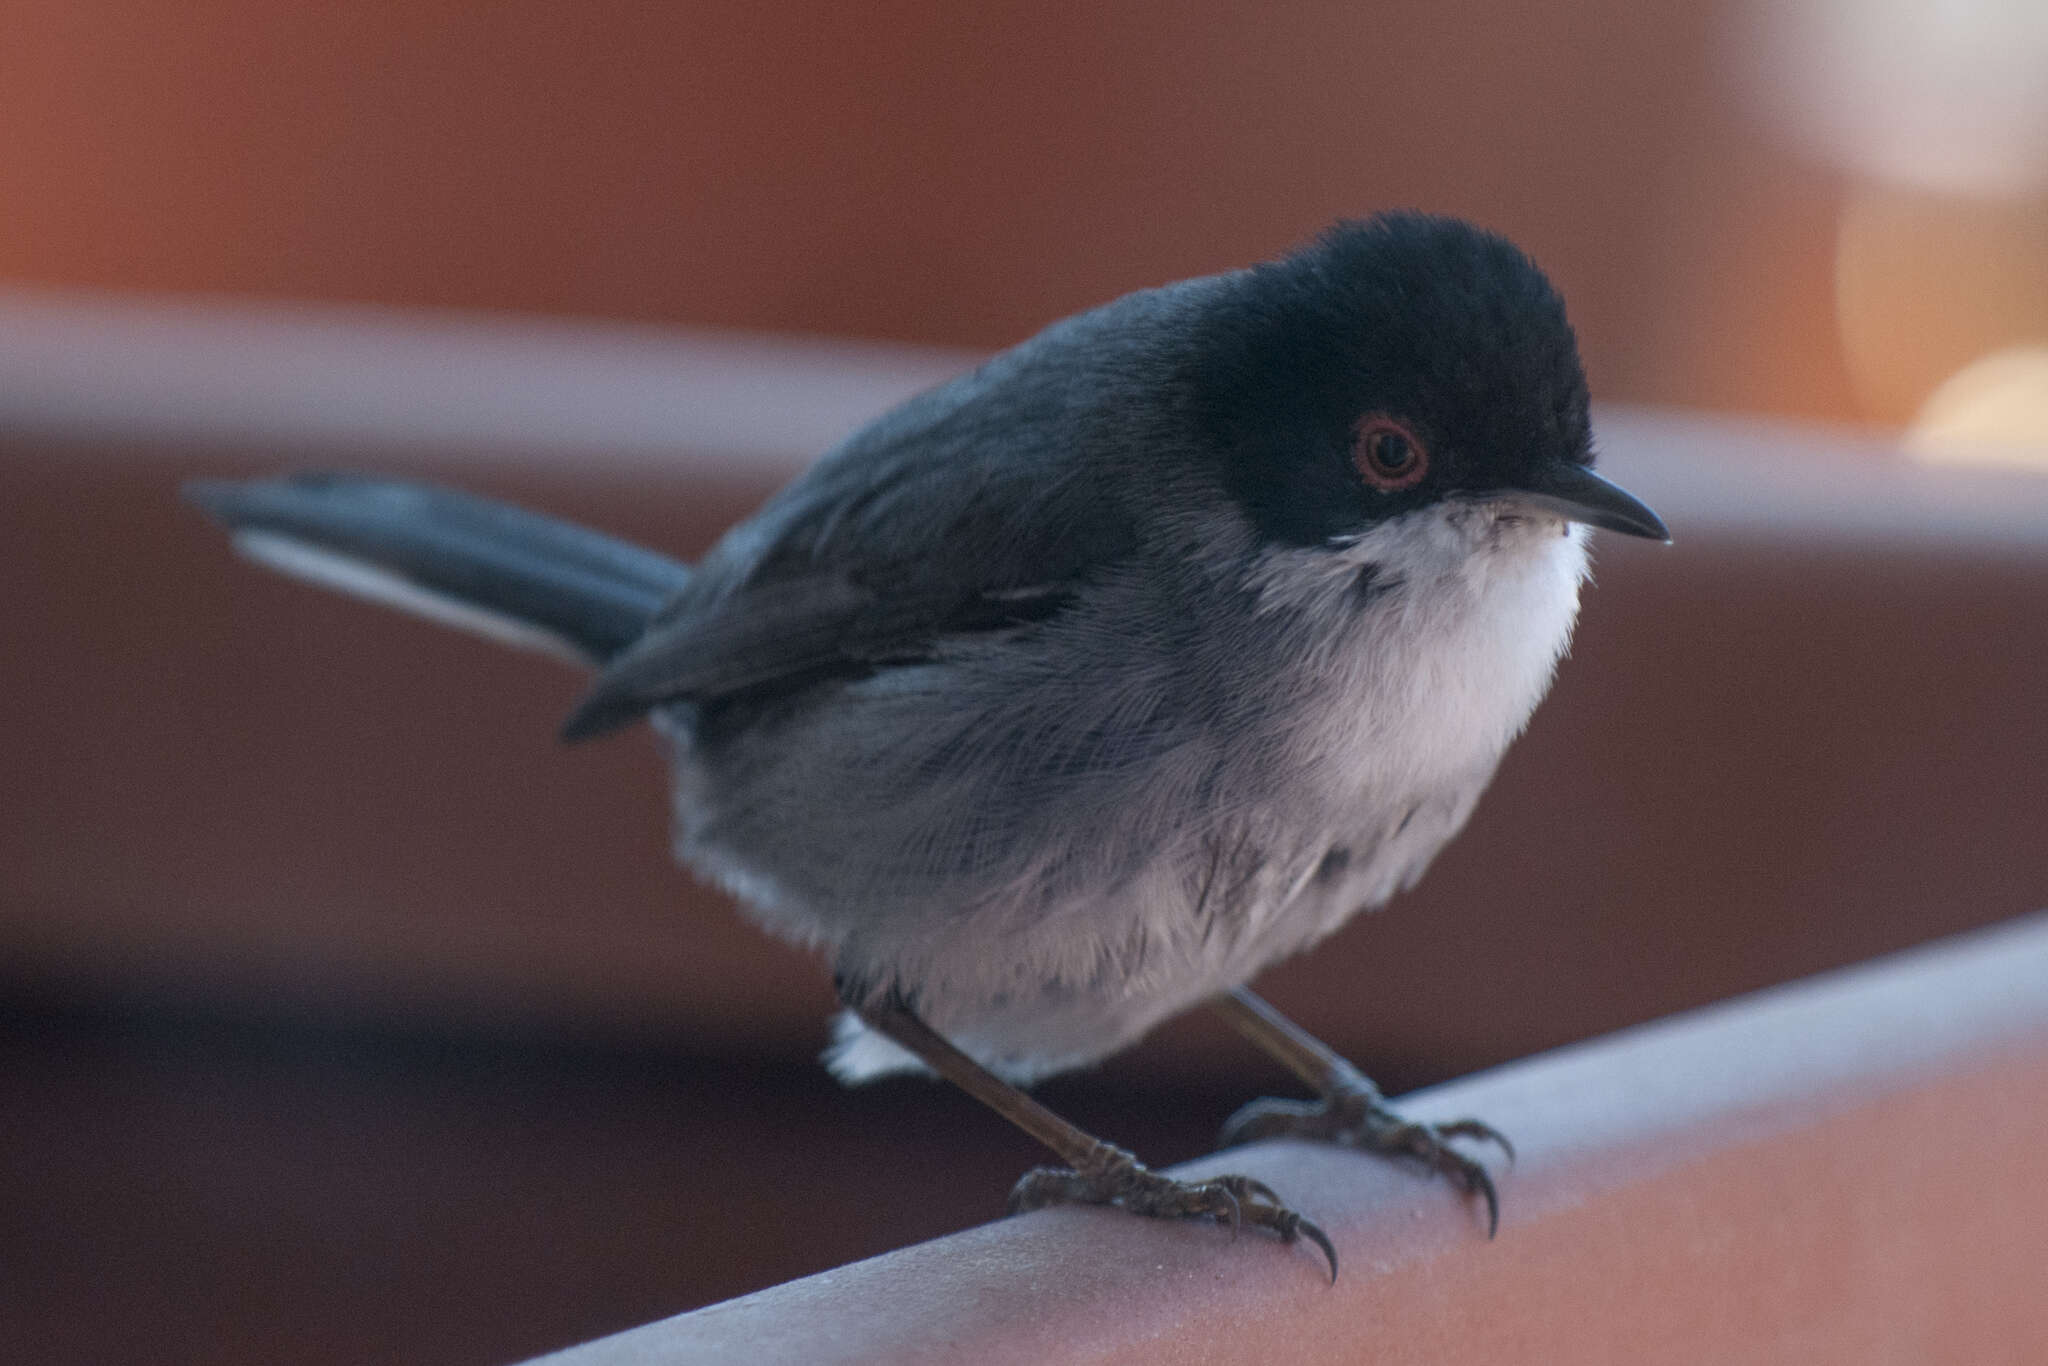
[1352,416,1430,491]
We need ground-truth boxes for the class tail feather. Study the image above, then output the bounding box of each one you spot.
[185,472,690,665]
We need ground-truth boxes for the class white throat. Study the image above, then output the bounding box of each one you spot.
[1249,501,1592,800]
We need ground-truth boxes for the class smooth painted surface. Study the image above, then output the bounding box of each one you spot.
[535,914,2048,1365]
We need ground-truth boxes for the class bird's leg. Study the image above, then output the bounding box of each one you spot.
[1210,987,1512,1236]
[853,992,1337,1278]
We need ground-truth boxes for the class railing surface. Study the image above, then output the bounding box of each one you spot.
[536,915,2048,1366]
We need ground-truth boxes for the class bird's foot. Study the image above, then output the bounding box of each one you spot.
[1008,1143,1337,1280]
[1218,1081,1513,1236]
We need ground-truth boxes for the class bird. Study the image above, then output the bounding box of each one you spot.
[187,211,1668,1280]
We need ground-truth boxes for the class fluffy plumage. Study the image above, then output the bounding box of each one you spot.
[191,212,1661,1090]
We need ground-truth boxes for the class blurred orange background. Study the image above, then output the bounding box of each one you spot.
[8,0,2042,433]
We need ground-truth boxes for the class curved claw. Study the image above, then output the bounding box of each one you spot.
[1219,1085,1512,1239]
[1005,1157,1335,1281]
[1393,1123,1503,1237]
[1467,1163,1500,1239]
[1435,1118,1516,1167]
[1217,1097,1328,1149]
[1296,1215,1339,1283]
[1228,1178,1340,1282]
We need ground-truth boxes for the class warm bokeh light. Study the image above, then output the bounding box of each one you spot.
[1906,346,2048,472]
[1742,0,2048,196]
[1832,188,2048,424]
[1727,0,2048,430]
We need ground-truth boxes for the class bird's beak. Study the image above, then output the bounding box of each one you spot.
[1502,463,1669,541]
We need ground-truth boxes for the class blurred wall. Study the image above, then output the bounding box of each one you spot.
[3,0,1890,423]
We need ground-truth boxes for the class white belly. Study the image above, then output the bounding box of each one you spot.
[820,507,1591,1083]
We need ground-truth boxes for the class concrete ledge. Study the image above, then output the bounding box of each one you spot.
[534,913,2048,1364]
[0,284,973,472]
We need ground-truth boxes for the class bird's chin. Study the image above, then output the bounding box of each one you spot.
[1452,499,1576,551]
[1496,510,1574,541]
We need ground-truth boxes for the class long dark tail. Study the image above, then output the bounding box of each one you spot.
[185,472,690,665]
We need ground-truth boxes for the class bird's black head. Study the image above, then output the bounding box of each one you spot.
[1191,213,1664,546]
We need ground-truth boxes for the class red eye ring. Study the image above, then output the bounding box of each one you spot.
[1352,415,1430,491]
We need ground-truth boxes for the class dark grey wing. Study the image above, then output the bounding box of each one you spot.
[556,286,1205,740]
[557,564,1085,741]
